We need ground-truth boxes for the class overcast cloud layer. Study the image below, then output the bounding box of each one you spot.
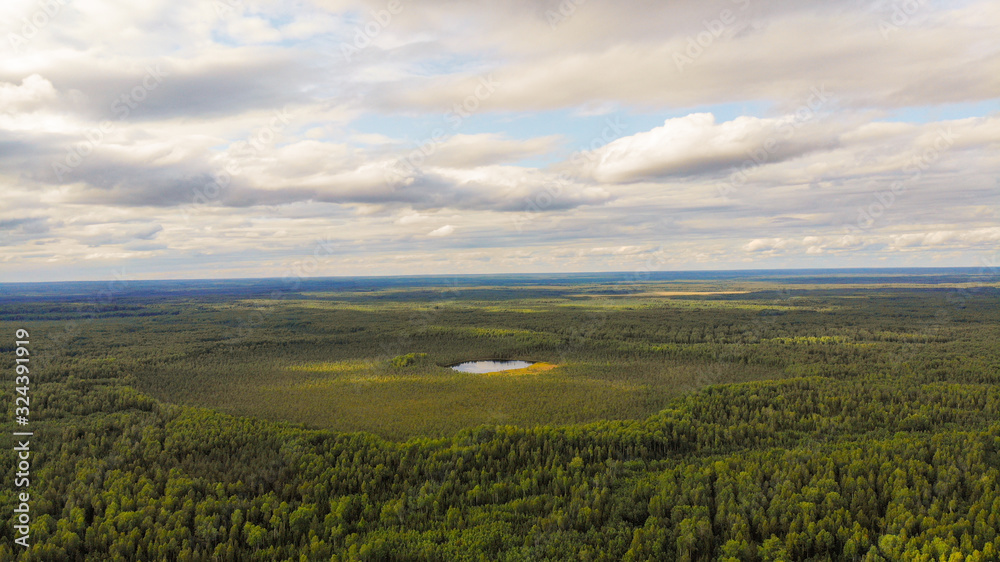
[1,0,999,281]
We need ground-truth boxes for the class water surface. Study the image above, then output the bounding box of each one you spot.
[450,360,534,374]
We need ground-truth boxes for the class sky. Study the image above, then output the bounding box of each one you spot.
[1,0,999,282]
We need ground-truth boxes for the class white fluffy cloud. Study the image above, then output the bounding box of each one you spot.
[581,111,841,183]
[427,224,454,237]
[0,74,58,113]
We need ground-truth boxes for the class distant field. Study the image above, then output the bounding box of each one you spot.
[7,272,996,439]
[572,290,752,297]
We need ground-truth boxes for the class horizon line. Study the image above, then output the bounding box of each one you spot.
[1,265,995,287]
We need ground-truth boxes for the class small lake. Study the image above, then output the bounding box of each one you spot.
[450,360,535,374]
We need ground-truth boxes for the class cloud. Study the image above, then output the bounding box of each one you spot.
[3,0,1000,280]
[581,112,840,183]
[888,228,1000,250]
[0,51,320,123]
[740,227,1000,258]
[427,224,454,237]
[0,75,59,114]
[0,216,54,247]
[78,223,164,247]
[376,2,1000,112]
[424,133,562,168]
[223,17,283,44]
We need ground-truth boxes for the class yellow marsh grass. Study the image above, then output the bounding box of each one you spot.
[473,361,559,376]
[279,361,560,391]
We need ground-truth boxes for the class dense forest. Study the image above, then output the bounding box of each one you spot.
[2,271,1000,560]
